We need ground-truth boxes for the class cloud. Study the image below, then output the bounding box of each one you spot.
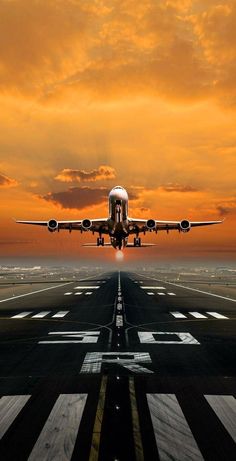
[39,184,141,210]
[216,199,236,217]
[159,183,198,193]
[0,173,18,188]
[40,186,110,210]
[55,165,116,182]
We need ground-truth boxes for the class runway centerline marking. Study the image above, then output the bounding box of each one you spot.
[0,282,73,303]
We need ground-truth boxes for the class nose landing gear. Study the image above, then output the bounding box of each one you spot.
[97,237,104,246]
[134,237,141,247]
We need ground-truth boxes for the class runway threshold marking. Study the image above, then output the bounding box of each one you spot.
[0,395,31,440]
[205,395,236,443]
[89,377,107,461]
[28,394,87,461]
[129,378,144,461]
[0,282,73,304]
[147,394,204,461]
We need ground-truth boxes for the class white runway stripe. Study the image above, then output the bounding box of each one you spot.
[205,395,236,443]
[52,311,69,318]
[167,292,176,296]
[0,395,31,439]
[11,312,32,319]
[85,292,92,295]
[147,292,155,295]
[74,292,82,295]
[206,312,228,319]
[74,286,99,289]
[189,312,207,319]
[141,286,166,290]
[147,394,203,461]
[157,292,165,296]
[170,312,187,319]
[28,394,87,461]
[32,311,50,318]
[64,292,72,296]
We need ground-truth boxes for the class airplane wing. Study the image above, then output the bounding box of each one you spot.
[16,218,109,233]
[128,218,223,233]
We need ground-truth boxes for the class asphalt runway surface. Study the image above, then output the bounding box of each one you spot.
[0,268,235,460]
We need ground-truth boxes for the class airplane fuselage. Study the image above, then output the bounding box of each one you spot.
[107,186,130,249]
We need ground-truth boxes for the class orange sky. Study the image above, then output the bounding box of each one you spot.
[0,0,236,263]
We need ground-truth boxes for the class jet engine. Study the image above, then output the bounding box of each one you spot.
[146,219,156,230]
[82,219,92,231]
[47,219,58,232]
[180,220,191,233]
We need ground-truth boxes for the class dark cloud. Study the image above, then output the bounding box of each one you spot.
[0,173,18,187]
[41,186,110,210]
[40,185,140,210]
[55,165,116,182]
[160,183,198,193]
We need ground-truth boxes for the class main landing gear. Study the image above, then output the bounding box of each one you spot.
[97,237,104,246]
[134,237,141,247]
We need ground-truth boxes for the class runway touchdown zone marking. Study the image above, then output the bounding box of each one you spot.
[170,311,229,320]
[11,311,70,320]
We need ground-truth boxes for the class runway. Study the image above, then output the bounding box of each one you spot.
[0,267,235,460]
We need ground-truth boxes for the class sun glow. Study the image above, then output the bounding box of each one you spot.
[115,250,124,262]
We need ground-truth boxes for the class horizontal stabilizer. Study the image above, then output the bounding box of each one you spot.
[126,243,157,248]
[82,243,157,248]
[82,243,112,247]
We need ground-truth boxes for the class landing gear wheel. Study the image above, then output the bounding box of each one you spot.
[97,237,104,246]
[134,237,141,247]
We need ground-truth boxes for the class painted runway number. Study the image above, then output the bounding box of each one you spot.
[138,331,200,345]
[38,331,100,344]
[80,352,153,374]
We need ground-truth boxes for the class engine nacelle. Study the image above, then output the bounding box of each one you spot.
[82,219,92,231]
[180,219,191,233]
[146,219,156,230]
[47,219,58,232]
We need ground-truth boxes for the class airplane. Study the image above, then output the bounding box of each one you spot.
[16,185,223,250]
